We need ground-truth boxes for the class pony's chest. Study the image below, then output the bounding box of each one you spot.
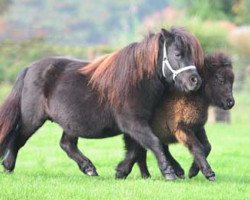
[167,95,208,128]
[151,94,208,144]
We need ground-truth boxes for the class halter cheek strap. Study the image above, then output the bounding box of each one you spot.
[162,41,196,81]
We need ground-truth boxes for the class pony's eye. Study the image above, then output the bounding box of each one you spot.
[211,62,217,68]
[175,52,181,58]
[223,62,231,67]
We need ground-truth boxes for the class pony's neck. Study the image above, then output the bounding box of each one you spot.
[137,39,173,116]
[137,71,167,115]
[199,76,211,108]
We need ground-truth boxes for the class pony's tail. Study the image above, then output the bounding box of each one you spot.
[0,68,28,158]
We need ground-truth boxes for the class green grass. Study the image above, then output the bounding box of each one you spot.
[0,85,249,200]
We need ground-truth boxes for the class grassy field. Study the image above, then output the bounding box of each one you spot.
[0,85,249,200]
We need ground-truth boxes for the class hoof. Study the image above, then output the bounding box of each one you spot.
[206,173,216,181]
[175,168,185,179]
[207,176,216,181]
[205,171,216,181]
[115,171,128,179]
[80,164,98,176]
[177,174,185,179]
[162,166,177,181]
[188,168,199,179]
[141,173,151,179]
[164,173,178,181]
[85,169,98,176]
[2,160,14,173]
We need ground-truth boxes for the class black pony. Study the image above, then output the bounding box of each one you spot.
[0,27,203,180]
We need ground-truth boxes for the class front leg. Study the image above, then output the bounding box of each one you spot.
[175,127,215,181]
[188,128,212,179]
[163,145,185,179]
[117,117,177,180]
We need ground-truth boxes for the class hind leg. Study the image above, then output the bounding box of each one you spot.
[137,148,151,178]
[116,135,150,179]
[2,77,48,172]
[2,120,45,172]
[60,131,98,176]
[163,145,185,179]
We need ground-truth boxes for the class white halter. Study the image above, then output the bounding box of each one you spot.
[162,41,196,81]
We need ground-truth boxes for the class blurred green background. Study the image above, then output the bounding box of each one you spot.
[0,1,249,199]
[0,0,250,92]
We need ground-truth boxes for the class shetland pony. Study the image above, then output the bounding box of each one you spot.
[0,28,203,180]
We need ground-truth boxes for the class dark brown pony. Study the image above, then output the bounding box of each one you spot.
[0,27,203,180]
[116,52,234,181]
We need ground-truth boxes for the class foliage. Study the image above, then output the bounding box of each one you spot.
[0,17,230,83]
[228,27,250,91]
[185,19,229,53]
[1,0,169,45]
[0,39,53,83]
[0,38,115,83]
[138,15,229,53]
[171,0,234,20]
[0,0,248,89]
[232,0,250,24]
[171,0,250,25]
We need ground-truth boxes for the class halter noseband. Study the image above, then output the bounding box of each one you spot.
[162,41,196,81]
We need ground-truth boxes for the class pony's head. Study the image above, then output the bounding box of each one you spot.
[159,27,203,92]
[204,52,235,110]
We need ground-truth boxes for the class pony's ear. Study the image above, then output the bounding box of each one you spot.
[221,55,232,68]
[161,28,173,40]
[204,55,217,73]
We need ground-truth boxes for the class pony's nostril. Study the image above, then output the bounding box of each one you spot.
[227,98,235,108]
[190,76,198,85]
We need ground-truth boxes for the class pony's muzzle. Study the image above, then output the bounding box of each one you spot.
[188,73,202,91]
[226,98,235,109]
[190,75,199,86]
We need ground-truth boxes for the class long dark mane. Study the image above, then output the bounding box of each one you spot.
[170,28,204,70]
[204,52,232,70]
[80,27,204,107]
